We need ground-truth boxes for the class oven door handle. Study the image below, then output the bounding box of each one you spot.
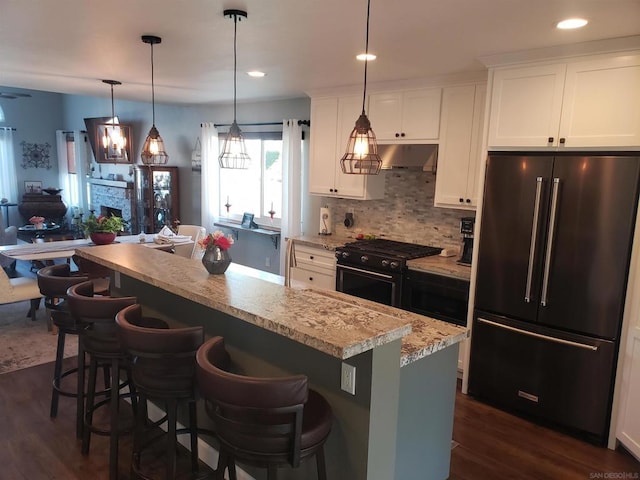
[337,264,394,280]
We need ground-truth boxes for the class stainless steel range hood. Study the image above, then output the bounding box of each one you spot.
[379,144,438,171]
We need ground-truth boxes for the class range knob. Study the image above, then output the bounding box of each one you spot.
[381,259,390,267]
[390,261,400,269]
[341,252,350,259]
[360,255,369,263]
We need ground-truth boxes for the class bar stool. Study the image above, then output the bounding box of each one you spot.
[67,281,169,480]
[36,263,90,438]
[116,304,221,480]
[196,337,333,480]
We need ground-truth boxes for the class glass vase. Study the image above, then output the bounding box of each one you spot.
[201,245,232,274]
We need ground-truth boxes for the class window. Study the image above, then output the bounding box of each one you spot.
[218,133,283,227]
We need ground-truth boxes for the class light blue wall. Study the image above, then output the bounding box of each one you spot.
[2,85,310,274]
[0,87,64,226]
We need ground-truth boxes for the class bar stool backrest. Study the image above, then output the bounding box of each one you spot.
[116,304,204,399]
[196,337,310,468]
[37,263,88,309]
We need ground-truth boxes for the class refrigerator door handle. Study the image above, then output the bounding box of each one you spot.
[525,177,544,303]
[541,178,560,307]
[477,317,599,351]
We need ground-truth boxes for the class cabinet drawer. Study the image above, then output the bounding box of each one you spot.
[290,266,336,291]
[469,311,616,442]
[293,244,336,270]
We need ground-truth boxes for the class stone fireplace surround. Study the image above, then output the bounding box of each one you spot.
[89,179,134,231]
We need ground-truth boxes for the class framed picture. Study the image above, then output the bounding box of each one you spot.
[24,181,42,194]
[241,212,254,228]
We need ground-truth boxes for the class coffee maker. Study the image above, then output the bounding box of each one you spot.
[458,217,475,265]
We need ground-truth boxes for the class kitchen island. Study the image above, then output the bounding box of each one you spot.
[75,243,465,480]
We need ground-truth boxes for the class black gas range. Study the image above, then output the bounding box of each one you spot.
[335,239,442,307]
[335,238,442,272]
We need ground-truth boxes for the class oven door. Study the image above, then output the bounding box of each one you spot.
[336,263,402,307]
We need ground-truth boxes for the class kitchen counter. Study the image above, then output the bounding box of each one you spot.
[290,235,472,281]
[313,289,466,367]
[407,255,471,281]
[75,242,462,480]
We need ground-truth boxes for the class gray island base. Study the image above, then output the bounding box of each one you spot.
[75,243,465,480]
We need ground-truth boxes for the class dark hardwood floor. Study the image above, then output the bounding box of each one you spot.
[0,357,638,479]
[450,387,640,480]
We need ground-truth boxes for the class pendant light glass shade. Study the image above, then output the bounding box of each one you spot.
[141,35,168,165]
[98,79,131,163]
[219,9,250,169]
[340,0,381,175]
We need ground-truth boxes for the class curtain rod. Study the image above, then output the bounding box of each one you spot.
[0,127,16,131]
[205,120,310,128]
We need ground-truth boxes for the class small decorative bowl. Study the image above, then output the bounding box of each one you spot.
[43,188,63,195]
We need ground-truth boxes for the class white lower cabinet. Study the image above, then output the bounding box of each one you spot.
[289,243,336,291]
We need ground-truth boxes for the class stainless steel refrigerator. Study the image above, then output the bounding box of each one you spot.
[469,152,640,444]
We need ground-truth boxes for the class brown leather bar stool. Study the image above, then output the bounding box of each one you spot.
[67,281,169,480]
[71,254,111,295]
[36,263,90,438]
[196,337,333,480]
[116,304,220,480]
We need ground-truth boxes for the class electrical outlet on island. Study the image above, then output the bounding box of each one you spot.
[341,362,356,395]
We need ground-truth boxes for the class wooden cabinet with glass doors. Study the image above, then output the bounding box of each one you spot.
[133,166,180,233]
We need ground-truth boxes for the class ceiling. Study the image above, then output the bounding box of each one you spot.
[0,0,639,106]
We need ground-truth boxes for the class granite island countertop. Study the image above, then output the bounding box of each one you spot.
[75,243,412,360]
[76,243,465,366]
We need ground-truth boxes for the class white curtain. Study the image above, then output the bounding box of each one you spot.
[280,119,303,274]
[56,130,90,223]
[200,122,220,231]
[0,127,18,203]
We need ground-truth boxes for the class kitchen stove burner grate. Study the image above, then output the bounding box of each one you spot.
[342,239,442,260]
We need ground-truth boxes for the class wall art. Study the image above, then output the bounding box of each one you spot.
[20,141,52,169]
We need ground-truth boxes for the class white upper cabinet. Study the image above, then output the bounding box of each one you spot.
[368,88,442,142]
[308,96,385,200]
[435,84,486,210]
[488,53,640,149]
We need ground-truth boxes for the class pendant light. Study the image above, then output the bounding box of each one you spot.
[219,9,250,169]
[140,35,168,165]
[340,0,382,175]
[98,79,130,162]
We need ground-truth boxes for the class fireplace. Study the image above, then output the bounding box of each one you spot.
[101,206,122,218]
[89,179,135,233]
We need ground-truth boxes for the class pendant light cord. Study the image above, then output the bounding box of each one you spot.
[233,14,238,122]
[361,0,371,115]
[150,42,156,125]
[110,83,115,121]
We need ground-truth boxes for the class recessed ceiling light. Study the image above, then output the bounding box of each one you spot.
[556,18,588,29]
[356,53,377,61]
[247,71,266,78]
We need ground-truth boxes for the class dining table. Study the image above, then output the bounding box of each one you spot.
[0,234,193,262]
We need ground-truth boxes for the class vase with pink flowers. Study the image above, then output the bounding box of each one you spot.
[199,230,234,274]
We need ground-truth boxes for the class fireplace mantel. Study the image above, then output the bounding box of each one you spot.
[89,178,133,189]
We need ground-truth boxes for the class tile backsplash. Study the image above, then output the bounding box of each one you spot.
[324,171,474,252]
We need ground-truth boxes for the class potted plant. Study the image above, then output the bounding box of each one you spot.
[82,213,126,245]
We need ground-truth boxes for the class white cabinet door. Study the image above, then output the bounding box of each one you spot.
[401,88,441,140]
[487,64,566,148]
[308,96,385,200]
[434,84,486,210]
[369,88,441,142]
[289,243,337,291]
[560,55,640,147]
[368,92,403,141]
[617,326,640,460]
[335,96,368,198]
[309,97,339,196]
